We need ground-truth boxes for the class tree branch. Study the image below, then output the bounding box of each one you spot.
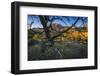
[50,17,80,40]
[39,16,51,40]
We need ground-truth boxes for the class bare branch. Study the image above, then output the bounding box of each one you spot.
[48,16,68,28]
[50,17,80,40]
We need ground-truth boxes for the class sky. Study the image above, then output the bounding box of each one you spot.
[27,15,88,28]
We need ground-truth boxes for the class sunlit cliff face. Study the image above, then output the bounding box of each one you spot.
[51,23,63,32]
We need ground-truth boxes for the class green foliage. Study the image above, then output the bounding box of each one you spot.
[28,27,88,60]
[28,41,87,60]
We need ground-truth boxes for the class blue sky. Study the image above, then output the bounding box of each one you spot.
[27,15,88,28]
